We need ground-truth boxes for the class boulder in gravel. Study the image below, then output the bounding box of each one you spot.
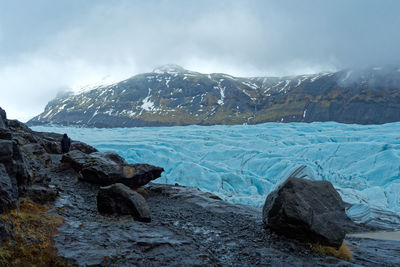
[262,168,350,248]
[97,183,151,222]
[62,150,164,188]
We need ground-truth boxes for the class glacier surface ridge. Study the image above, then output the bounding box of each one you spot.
[32,122,400,229]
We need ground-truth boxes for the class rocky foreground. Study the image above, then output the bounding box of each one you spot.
[1,107,400,266]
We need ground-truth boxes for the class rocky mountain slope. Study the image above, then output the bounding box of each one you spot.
[28,64,400,127]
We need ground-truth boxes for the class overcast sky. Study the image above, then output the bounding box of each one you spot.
[0,0,399,121]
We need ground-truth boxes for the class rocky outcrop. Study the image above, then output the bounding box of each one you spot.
[0,139,31,195]
[0,107,6,129]
[0,164,17,213]
[62,150,164,188]
[28,65,400,127]
[97,183,151,222]
[32,131,98,154]
[262,174,350,248]
[0,106,96,209]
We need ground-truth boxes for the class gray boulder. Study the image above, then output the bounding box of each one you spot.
[62,150,164,188]
[262,168,350,248]
[0,164,17,213]
[97,183,151,222]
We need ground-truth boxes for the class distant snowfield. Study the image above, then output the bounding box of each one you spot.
[32,122,400,229]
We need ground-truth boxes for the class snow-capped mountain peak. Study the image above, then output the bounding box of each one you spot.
[153,64,186,74]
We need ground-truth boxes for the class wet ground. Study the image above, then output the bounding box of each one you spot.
[347,231,400,242]
[47,155,400,267]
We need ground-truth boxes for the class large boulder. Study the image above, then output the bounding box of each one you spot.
[262,169,350,248]
[97,183,151,222]
[0,164,17,213]
[62,150,164,188]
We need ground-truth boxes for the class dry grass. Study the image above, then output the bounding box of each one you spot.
[0,199,72,267]
[312,241,352,261]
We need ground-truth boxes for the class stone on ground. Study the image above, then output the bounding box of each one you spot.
[97,183,151,222]
[62,150,164,188]
[262,168,350,248]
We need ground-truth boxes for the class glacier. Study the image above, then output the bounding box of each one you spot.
[32,122,400,229]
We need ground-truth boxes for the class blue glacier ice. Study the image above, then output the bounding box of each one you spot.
[32,122,400,229]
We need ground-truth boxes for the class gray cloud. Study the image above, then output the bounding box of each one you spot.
[0,0,399,121]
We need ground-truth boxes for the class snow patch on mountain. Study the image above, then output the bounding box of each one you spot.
[141,88,155,111]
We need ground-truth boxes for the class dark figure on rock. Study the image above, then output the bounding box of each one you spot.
[61,134,71,154]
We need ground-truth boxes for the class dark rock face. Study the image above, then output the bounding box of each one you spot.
[0,164,17,213]
[262,176,350,248]
[0,129,12,140]
[97,183,151,222]
[62,150,164,188]
[0,107,6,129]
[27,65,400,127]
[0,140,31,195]
[27,185,58,204]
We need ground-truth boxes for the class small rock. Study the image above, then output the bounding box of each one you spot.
[97,183,151,222]
[262,167,350,248]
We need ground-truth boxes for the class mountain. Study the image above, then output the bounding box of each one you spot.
[27,64,400,127]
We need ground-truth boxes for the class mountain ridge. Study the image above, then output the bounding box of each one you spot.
[27,64,400,127]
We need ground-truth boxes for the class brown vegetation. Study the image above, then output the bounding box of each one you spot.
[312,241,352,261]
[0,199,71,267]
